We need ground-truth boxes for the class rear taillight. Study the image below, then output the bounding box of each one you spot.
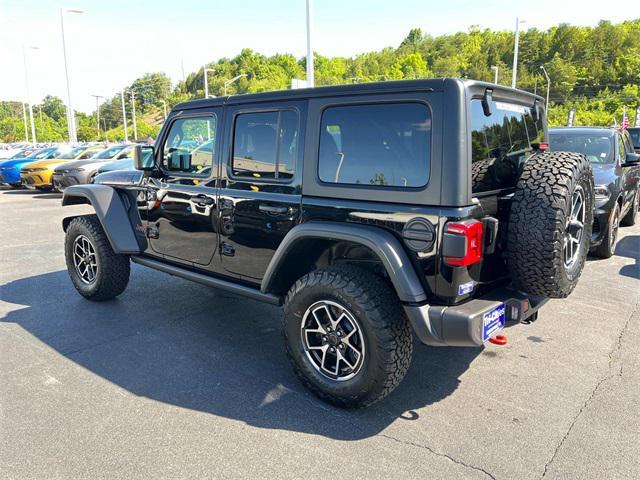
[444,220,484,267]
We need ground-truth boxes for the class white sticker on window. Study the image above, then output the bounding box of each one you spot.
[495,102,528,114]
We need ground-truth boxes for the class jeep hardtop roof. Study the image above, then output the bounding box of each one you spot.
[173,78,544,111]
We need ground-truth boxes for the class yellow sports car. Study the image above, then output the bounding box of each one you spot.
[20,145,106,192]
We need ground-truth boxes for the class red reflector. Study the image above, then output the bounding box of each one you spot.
[444,220,484,267]
[538,142,549,150]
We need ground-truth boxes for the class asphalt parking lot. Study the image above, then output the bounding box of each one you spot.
[1,186,638,480]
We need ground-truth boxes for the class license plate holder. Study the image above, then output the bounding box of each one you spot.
[482,303,506,342]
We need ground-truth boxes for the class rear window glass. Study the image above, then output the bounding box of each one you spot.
[629,128,639,147]
[318,102,431,188]
[471,99,545,194]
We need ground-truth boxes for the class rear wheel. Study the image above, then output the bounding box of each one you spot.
[594,204,620,259]
[65,215,130,301]
[283,266,413,408]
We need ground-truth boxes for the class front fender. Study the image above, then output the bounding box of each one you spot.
[261,222,428,304]
[62,184,144,254]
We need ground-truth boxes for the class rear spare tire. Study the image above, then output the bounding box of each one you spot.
[506,151,594,298]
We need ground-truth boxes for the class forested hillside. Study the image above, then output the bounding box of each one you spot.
[1,19,638,142]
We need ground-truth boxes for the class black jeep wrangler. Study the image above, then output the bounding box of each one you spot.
[61,79,594,408]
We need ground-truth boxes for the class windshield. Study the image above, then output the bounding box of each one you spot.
[10,148,35,159]
[549,132,614,164]
[28,148,54,159]
[470,99,545,194]
[628,128,639,148]
[94,146,126,159]
[56,146,87,159]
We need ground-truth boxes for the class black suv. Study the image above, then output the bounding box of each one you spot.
[550,127,640,258]
[61,79,594,407]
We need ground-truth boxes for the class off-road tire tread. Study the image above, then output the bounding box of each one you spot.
[505,151,594,298]
[283,266,412,408]
[65,214,130,301]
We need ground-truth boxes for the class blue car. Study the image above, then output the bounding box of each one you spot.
[0,147,60,187]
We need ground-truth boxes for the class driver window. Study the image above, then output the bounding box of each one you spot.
[162,116,217,176]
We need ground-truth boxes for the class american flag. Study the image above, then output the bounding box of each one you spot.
[621,106,630,130]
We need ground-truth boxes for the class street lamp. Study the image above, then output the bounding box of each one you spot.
[22,45,39,144]
[130,89,138,141]
[511,18,525,88]
[160,100,168,120]
[21,102,29,143]
[120,91,129,143]
[90,94,103,139]
[306,0,314,88]
[540,65,551,108]
[490,65,499,84]
[203,67,216,99]
[224,74,247,96]
[60,7,85,143]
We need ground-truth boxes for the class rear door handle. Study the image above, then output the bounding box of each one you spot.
[259,204,289,214]
[191,194,214,206]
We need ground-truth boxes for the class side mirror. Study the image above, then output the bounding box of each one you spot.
[134,145,155,171]
[167,149,192,172]
[622,152,640,167]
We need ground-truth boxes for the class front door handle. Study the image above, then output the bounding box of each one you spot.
[259,204,289,214]
[191,195,214,206]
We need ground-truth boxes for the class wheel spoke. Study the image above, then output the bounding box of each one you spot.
[337,349,356,371]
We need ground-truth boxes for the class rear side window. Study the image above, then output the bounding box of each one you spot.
[318,103,431,187]
[232,110,298,181]
[470,100,545,194]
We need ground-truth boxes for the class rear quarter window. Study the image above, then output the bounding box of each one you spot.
[470,100,544,194]
[318,102,431,188]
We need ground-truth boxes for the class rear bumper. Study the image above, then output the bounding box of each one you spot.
[404,288,548,347]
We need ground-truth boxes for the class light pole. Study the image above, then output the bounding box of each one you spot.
[90,94,103,139]
[22,45,39,144]
[60,8,84,143]
[491,65,499,84]
[224,74,247,96]
[203,67,216,98]
[305,0,314,87]
[540,65,551,108]
[511,18,525,88]
[21,102,29,143]
[130,90,138,141]
[160,100,168,120]
[120,91,128,143]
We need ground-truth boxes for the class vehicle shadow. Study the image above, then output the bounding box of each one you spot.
[0,268,481,440]
[615,234,639,280]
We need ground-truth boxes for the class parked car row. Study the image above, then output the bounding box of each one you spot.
[549,126,640,258]
[0,143,138,192]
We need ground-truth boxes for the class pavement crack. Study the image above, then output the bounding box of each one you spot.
[541,299,639,478]
[377,433,497,480]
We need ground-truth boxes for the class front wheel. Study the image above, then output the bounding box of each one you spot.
[283,266,413,408]
[65,215,130,301]
[593,203,620,259]
[620,189,638,226]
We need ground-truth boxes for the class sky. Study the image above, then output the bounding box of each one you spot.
[0,0,635,113]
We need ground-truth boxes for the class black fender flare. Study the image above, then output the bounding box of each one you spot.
[61,184,143,254]
[261,222,428,304]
